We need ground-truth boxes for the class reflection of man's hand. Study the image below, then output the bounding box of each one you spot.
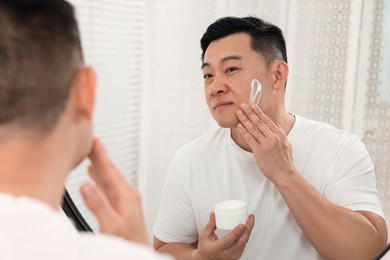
[80,138,149,246]
[194,212,255,260]
[236,104,295,184]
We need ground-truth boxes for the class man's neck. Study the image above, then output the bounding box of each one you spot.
[231,110,295,152]
[0,135,69,210]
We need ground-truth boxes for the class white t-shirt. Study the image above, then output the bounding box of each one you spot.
[0,193,171,260]
[154,115,384,259]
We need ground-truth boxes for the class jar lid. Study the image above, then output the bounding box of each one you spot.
[214,200,247,215]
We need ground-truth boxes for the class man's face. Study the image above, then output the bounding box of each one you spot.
[202,32,274,128]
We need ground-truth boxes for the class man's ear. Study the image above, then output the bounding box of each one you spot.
[72,66,97,120]
[272,61,289,90]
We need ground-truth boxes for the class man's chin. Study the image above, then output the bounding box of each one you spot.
[70,139,93,171]
[215,120,239,129]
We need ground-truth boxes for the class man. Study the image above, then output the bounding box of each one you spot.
[153,16,387,259]
[0,0,170,259]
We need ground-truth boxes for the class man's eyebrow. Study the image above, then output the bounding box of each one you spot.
[221,55,242,63]
[201,55,242,69]
[201,62,210,69]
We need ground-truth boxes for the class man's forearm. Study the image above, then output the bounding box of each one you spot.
[157,242,199,260]
[274,171,387,259]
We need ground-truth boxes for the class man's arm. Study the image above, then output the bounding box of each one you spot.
[154,237,197,259]
[236,104,387,259]
[154,212,255,260]
[274,171,387,259]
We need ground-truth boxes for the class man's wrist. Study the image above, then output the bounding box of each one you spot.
[270,168,298,188]
[189,249,209,260]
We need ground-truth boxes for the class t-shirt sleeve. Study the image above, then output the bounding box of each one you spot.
[323,135,384,218]
[153,152,198,244]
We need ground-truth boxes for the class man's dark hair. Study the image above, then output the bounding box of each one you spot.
[200,16,287,66]
[0,0,83,133]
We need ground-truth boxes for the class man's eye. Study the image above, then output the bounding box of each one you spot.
[203,74,213,79]
[226,67,238,73]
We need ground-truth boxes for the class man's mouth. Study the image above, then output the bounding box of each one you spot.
[214,101,234,110]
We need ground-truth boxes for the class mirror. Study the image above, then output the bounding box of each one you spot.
[65,1,390,252]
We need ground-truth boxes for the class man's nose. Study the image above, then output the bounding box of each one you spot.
[209,77,228,96]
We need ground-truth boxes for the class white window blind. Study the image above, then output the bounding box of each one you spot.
[65,0,144,232]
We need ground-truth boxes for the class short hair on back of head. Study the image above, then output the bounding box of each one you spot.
[0,0,83,133]
[200,16,288,66]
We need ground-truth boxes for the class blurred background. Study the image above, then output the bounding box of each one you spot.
[66,0,390,240]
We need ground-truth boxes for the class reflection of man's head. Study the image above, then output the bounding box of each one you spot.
[0,0,83,135]
[200,17,289,128]
[200,17,288,67]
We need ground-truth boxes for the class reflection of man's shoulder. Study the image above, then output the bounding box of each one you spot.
[297,115,357,142]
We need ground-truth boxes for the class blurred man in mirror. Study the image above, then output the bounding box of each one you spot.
[153,16,387,259]
[0,0,170,259]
